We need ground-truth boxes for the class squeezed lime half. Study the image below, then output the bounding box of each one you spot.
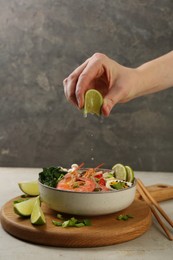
[83,89,103,116]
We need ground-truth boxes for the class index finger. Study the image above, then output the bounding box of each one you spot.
[63,59,89,107]
[75,58,105,108]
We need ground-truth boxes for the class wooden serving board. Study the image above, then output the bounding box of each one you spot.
[0,184,173,247]
[135,184,173,202]
[0,198,151,247]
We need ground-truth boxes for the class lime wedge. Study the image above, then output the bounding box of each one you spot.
[31,197,46,225]
[18,181,40,196]
[112,163,127,181]
[14,197,37,217]
[125,166,134,182]
[83,89,103,116]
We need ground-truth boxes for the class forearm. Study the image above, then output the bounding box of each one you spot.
[135,51,173,97]
[63,51,173,116]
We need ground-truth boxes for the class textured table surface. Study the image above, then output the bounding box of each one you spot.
[0,167,173,260]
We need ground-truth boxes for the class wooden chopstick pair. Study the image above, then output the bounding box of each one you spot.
[137,178,173,241]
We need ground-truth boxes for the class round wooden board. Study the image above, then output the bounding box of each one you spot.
[0,196,152,247]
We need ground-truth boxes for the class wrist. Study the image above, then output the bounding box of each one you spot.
[114,66,143,102]
[136,51,173,96]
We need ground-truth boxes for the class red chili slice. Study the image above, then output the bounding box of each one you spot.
[98,178,106,186]
[94,173,103,179]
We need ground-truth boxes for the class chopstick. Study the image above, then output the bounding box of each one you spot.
[137,178,173,241]
[138,178,173,228]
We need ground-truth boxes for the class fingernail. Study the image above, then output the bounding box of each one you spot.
[102,100,110,117]
[77,97,81,108]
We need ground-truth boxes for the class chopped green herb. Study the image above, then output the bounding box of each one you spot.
[73,182,79,188]
[117,214,134,221]
[126,214,133,219]
[57,213,64,220]
[75,223,85,227]
[52,215,91,228]
[83,219,91,226]
[39,166,68,188]
[62,220,71,227]
[62,217,77,227]
[95,178,100,183]
[52,220,63,226]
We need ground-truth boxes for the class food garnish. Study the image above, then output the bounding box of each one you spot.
[31,197,46,225]
[125,166,134,182]
[39,166,68,188]
[52,215,91,228]
[13,188,46,225]
[13,162,135,227]
[112,163,127,181]
[39,163,135,192]
[14,196,46,225]
[83,89,103,117]
[14,197,39,217]
[117,214,134,221]
[18,180,40,196]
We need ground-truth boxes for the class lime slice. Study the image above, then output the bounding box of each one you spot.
[18,181,40,196]
[112,163,127,181]
[14,197,37,217]
[125,166,134,182]
[31,197,46,225]
[83,89,103,116]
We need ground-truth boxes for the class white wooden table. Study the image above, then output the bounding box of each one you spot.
[0,167,173,260]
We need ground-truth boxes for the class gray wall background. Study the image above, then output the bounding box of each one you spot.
[0,0,173,171]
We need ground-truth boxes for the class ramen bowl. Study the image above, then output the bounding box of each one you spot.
[38,171,136,216]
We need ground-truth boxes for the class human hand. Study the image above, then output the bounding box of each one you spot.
[63,53,140,116]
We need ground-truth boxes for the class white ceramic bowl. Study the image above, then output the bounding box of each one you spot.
[38,172,136,216]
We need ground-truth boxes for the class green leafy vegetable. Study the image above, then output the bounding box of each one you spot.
[117,214,134,221]
[39,166,68,188]
[52,215,91,228]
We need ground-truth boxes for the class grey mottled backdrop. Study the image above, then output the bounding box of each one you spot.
[0,0,173,171]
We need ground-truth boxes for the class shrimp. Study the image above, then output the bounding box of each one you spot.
[83,168,95,178]
[56,172,76,190]
[83,163,104,178]
[57,176,96,192]
[56,162,104,192]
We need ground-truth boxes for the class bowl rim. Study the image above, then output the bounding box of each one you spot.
[38,168,136,194]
